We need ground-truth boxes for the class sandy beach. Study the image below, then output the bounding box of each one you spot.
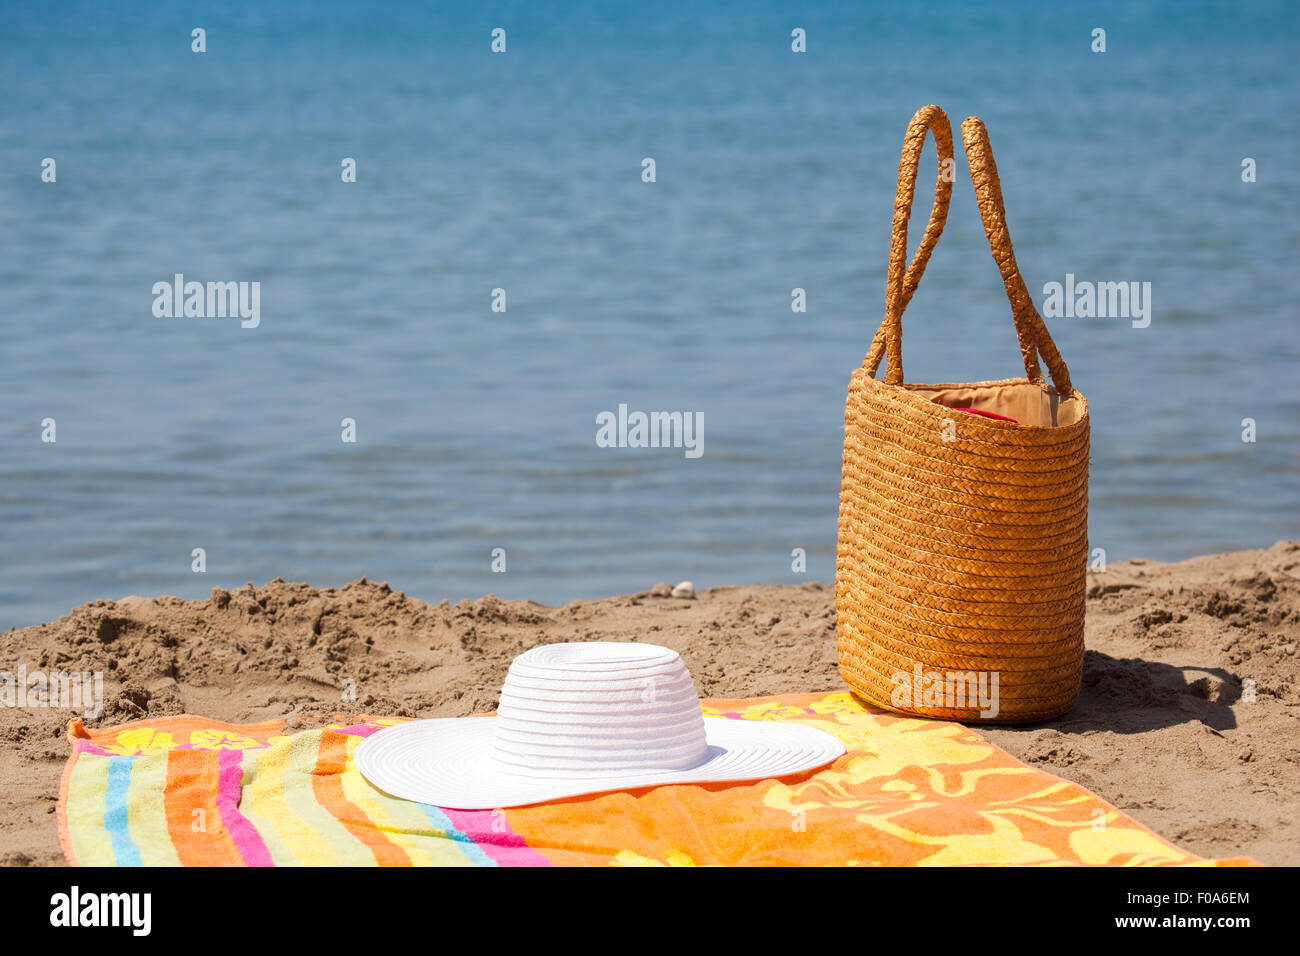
[2,540,1297,866]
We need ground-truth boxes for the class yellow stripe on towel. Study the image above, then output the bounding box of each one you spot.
[126,755,181,867]
[65,756,114,866]
[337,735,476,867]
[238,737,334,865]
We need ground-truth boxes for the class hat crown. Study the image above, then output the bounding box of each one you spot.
[491,643,710,778]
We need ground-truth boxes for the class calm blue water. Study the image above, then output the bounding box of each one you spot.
[2,1,1298,628]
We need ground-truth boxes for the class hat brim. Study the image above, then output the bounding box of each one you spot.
[355,716,846,810]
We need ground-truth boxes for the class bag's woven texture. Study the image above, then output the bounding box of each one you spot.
[837,107,1090,723]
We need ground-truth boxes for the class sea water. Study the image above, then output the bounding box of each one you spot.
[1,1,1297,627]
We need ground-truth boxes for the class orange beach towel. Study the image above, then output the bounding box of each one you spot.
[58,692,1257,866]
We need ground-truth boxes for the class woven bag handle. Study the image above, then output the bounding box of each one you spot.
[961,116,1073,396]
[863,104,955,382]
[866,111,1075,398]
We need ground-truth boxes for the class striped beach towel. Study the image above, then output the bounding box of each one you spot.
[59,692,1256,866]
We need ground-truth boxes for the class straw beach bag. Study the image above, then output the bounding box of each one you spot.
[836,106,1090,723]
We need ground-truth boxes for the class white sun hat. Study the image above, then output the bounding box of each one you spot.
[355,641,845,809]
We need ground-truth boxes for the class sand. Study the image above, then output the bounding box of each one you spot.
[2,540,1297,866]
